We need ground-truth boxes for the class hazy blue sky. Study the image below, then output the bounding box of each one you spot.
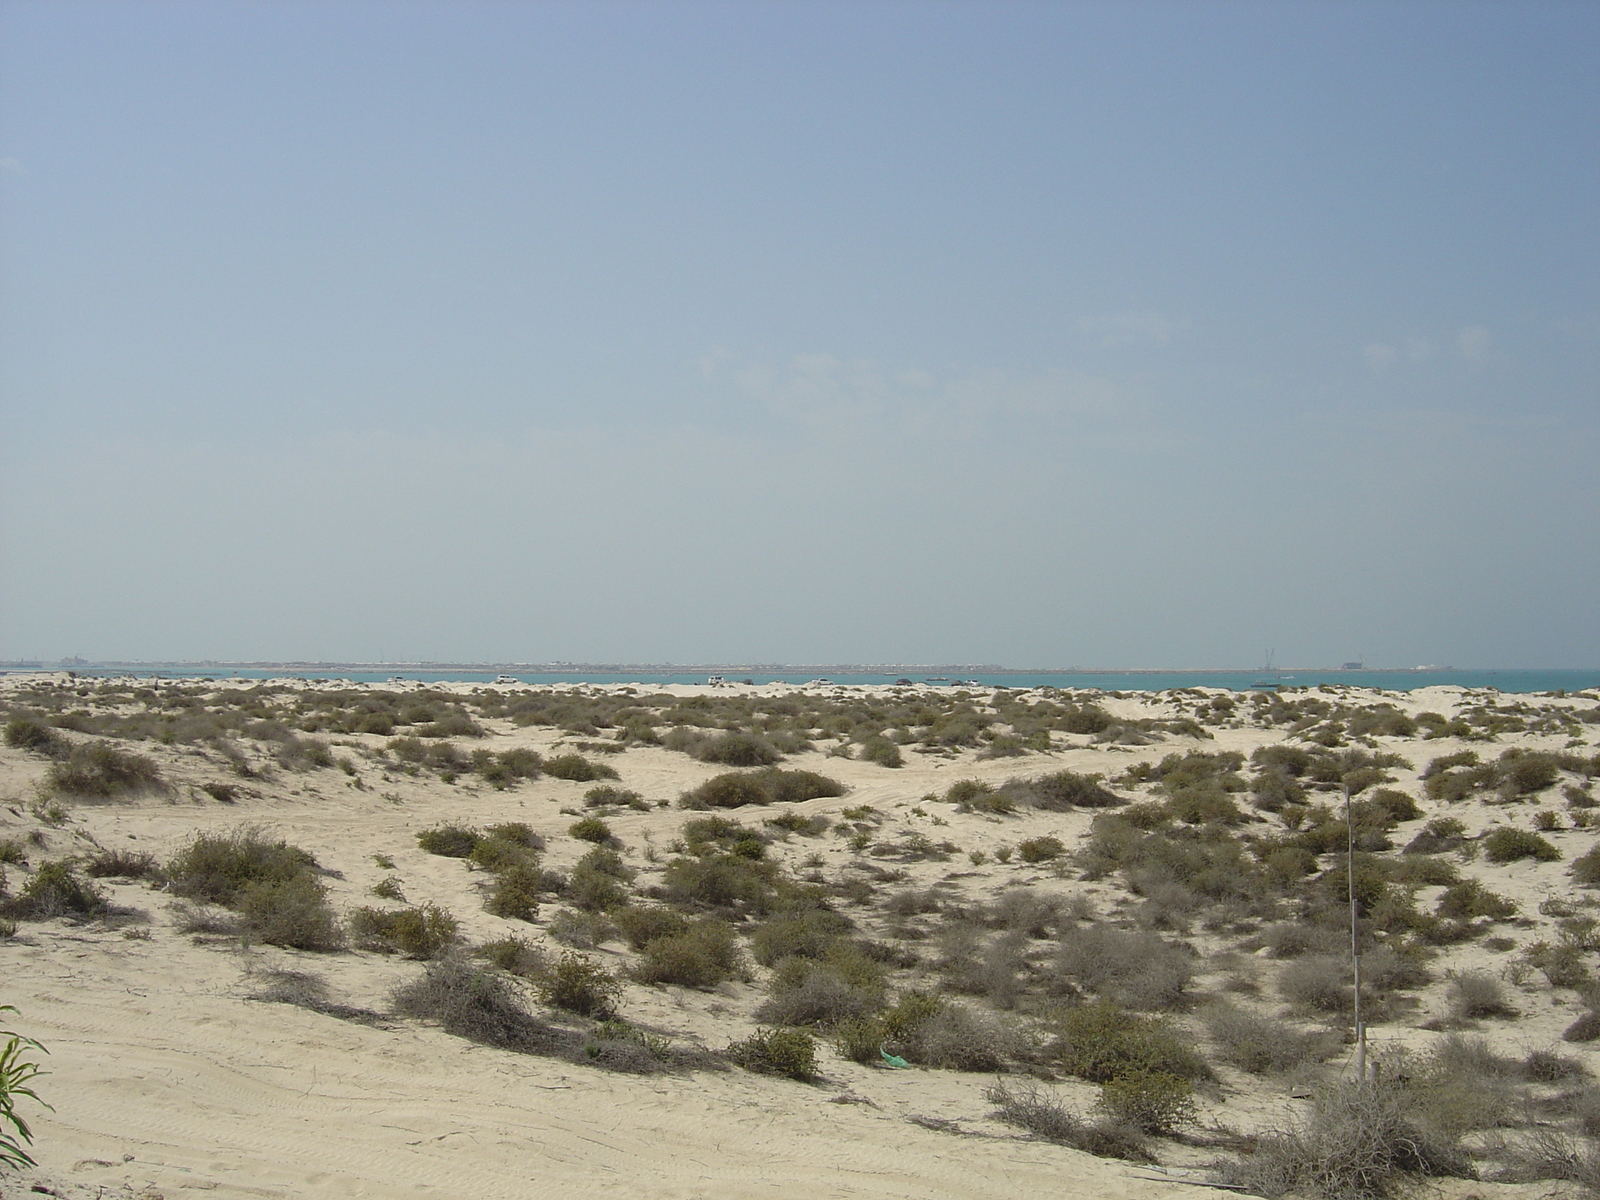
[1,0,1595,667]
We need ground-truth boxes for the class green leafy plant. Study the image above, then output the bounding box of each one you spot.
[0,1007,51,1169]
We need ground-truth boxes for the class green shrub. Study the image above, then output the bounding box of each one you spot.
[727,1027,817,1081]
[45,743,165,798]
[165,827,318,907]
[1017,835,1066,863]
[634,918,743,987]
[857,736,903,768]
[542,754,619,782]
[612,904,689,951]
[417,825,480,858]
[539,951,623,1018]
[681,768,844,809]
[1572,845,1600,886]
[660,851,778,912]
[692,732,782,767]
[1483,828,1560,864]
[755,958,883,1028]
[469,832,538,874]
[1436,879,1517,920]
[390,958,561,1054]
[237,874,344,951]
[568,816,614,844]
[2,861,108,919]
[1096,1069,1196,1134]
[1053,1001,1209,1083]
[348,903,458,958]
[3,717,64,758]
[585,785,645,809]
[83,848,160,879]
[1026,770,1124,810]
[476,936,548,977]
[485,864,545,921]
[749,910,853,967]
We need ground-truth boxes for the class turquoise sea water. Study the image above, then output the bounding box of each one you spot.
[59,667,1600,694]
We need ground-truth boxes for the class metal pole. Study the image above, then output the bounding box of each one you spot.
[1345,784,1367,1082]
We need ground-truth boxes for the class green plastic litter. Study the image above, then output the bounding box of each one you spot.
[879,1048,909,1069]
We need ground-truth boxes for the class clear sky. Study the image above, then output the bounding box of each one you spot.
[1,0,1595,668]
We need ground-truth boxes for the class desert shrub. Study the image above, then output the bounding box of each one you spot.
[660,851,778,912]
[1261,922,1347,959]
[1362,945,1432,994]
[0,839,27,866]
[538,951,622,1018]
[417,825,480,858]
[1483,828,1560,864]
[1221,1076,1472,1200]
[727,1027,817,1081]
[476,936,548,977]
[1571,844,1600,886]
[612,904,689,951]
[1,860,108,919]
[764,809,829,836]
[391,958,562,1054]
[1097,1069,1196,1134]
[1206,1004,1339,1074]
[984,1078,1151,1162]
[857,736,903,768]
[692,732,781,767]
[1410,1036,1519,1136]
[237,874,344,951]
[1564,1011,1600,1042]
[348,903,458,958]
[584,785,645,809]
[1053,1001,1209,1083]
[987,888,1070,938]
[83,848,160,879]
[548,908,616,949]
[681,768,845,810]
[749,909,853,967]
[1279,955,1353,1014]
[200,781,241,803]
[568,816,614,844]
[1522,1049,1587,1082]
[1436,879,1516,921]
[909,1002,1018,1071]
[165,827,318,906]
[4,716,64,757]
[485,864,545,921]
[46,743,165,798]
[1055,925,1195,1011]
[1017,835,1066,863]
[755,959,882,1028]
[468,834,537,875]
[634,918,743,987]
[542,754,619,782]
[1034,770,1124,809]
[1518,939,1593,989]
[1446,971,1516,1019]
